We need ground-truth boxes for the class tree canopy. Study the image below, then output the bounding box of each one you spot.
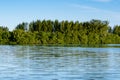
[0,19,120,45]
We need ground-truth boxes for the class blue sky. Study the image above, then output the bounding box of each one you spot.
[0,0,120,30]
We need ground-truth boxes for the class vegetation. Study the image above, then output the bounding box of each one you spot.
[0,19,120,45]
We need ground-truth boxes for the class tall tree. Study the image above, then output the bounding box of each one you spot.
[15,22,28,31]
[113,25,120,36]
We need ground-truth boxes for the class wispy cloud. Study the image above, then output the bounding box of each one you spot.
[68,3,120,27]
[92,0,112,2]
[69,3,118,14]
[70,4,99,11]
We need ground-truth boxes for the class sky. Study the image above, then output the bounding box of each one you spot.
[0,0,120,31]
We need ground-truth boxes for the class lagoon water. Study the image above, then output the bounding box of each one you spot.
[0,45,120,80]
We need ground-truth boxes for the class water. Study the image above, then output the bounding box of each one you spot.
[0,45,120,80]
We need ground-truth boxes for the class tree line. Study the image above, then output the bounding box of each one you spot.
[0,19,120,45]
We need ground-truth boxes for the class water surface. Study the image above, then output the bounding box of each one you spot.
[0,45,120,80]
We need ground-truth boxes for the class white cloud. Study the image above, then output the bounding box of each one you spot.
[70,4,99,11]
[69,3,119,15]
[92,0,112,2]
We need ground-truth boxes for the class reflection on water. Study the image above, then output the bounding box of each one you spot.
[0,45,120,80]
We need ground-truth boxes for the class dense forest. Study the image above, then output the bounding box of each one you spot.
[0,19,120,45]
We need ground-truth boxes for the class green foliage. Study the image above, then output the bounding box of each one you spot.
[0,19,120,45]
[0,26,10,44]
[15,22,28,31]
[113,25,120,36]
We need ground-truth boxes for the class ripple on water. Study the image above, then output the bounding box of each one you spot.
[0,45,120,80]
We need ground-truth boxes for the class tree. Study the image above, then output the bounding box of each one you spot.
[54,20,60,32]
[0,19,120,45]
[0,26,10,44]
[113,25,120,36]
[15,22,28,31]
